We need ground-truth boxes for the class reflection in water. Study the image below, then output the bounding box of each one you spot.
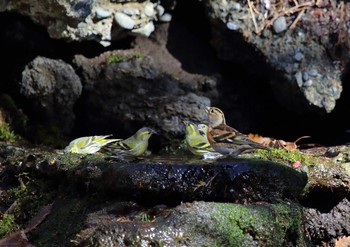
[107,153,244,165]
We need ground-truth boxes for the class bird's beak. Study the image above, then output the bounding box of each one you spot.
[205,106,210,114]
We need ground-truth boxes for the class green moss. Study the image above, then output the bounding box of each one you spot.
[0,94,28,138]
[0,112,17,142]
[209,202,305,246]
[255,148,312,166]
[107,52,144,64]
[141,213,151,222]
[48,152,108,171]
[0,213,18,238]
[5,172,57,229]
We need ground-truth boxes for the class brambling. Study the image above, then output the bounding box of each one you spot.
[64,135,121,154]
[206,107,269,156]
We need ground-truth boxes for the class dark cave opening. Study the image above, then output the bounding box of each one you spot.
[300,187,348,213]
[1,4,350,146]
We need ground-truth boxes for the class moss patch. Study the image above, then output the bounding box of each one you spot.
[255,148,313,166]
[107,53,144,64]
[0,111,17,142]
[209,202,305,246]
[0,213,18,238]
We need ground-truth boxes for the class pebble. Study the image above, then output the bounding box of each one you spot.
[302,71,309,81]
[227,21,239,30]
[273,16,287,33]
[95,8,112,19]
[132,21,155,36]
[231,2,241,10]
[295,71,303,87]
[100,40,111,47]
[304,79,313,87]
[262,0,271,9]
[262,30,270,38]
[308,69,319,77]
[293,52,304,62]
[159,13,172,22]
[114,12,135,29]
[122,8,140,16]
[144,2,155,17]
[297,31,305,41]
[155,4,165,17]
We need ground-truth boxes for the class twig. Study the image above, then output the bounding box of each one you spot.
[339,1,344,22]
[285,1,313,15]
[289,8,305,29]
[247,0,259,33]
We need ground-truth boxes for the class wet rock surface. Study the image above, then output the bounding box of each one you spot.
[94,157,307,203]
[1,143,350,245]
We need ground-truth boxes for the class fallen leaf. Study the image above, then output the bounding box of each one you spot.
[24,202,53,233]
[335,236,350,247]
[0,230,33,247]
[248,134,311,150]
[0,203,53,247]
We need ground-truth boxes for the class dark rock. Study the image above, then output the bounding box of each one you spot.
[70,200,306,246]
[204,0,345,114]
[20,56,82,138]
[73,52,213,140]
[36,154,307,204]
[304,197,350,245]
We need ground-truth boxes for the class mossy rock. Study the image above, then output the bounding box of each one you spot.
[68,200,307,246]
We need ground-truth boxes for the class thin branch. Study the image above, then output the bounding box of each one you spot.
[290,8,305,29]
[248,0,259,33]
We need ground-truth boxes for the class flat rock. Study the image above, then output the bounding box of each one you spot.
[37,154,307,204]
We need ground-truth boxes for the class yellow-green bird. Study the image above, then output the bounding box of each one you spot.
[106,127,157,156]
[64,135,121,154]
[184,121,221,158]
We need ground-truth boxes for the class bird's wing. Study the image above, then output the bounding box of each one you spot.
[210,125,267,149]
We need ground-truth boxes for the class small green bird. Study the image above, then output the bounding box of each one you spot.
[106,127,157,156]
[64,135,120,154]
[184,121,221,158]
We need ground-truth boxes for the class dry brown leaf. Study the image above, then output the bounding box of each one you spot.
[0,230,33,247]
[24,203,53,233]
[335,236,350,247]
[116,216,132,222]
[0,203,53,247]
[248,134,311,150]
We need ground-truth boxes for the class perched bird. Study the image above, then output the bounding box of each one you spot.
[206,106,269,156]
[64,135,120,154]
[184,121,218,156]
[106,127,157,156]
